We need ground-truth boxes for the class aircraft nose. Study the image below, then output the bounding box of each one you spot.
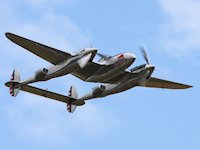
[146,64,155,71]
[85,48,98,54]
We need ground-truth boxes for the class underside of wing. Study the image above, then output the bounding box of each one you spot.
[21,84,74,104]
[6,32,71,65]
[72,62,132,83]
[71,62,105,81]
[139,77,193,89]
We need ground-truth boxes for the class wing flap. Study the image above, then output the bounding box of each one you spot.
[140,77,192,89]
[5,32,71,65]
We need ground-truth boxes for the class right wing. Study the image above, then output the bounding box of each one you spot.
[5,32,71,65]
[139,77,193,89]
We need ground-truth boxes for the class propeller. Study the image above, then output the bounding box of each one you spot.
[140,46,150,65]
[140,46,155,76]
[97,53,111,62]
[130,46,154,73]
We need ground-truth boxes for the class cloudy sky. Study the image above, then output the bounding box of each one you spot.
[0,0,199,150]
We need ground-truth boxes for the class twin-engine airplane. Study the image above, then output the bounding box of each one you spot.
[5,33,192,113]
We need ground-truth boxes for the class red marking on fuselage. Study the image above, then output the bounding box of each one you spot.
[114,54,125,67]
[117,54,124,59]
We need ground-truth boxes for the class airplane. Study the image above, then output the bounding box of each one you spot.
[5,32,193,113]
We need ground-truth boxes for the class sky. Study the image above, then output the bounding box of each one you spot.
[0,0,199,150]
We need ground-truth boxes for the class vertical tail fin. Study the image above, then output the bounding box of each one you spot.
[67,85,78,113]
[9,69,21,97]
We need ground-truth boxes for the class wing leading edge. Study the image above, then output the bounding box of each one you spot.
[139,77,193,89]
[5,32,71,65]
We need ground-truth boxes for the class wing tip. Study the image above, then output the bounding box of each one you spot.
[5,32,16,40]
[5,32,12,38]
[174,84,193,89]
[185,85,193,89]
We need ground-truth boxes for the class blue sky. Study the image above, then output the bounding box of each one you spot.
[0,0,199,150]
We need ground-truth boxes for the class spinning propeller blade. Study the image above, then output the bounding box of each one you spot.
[97,53,111,59]
[140,46,150,65]
[97,53,111,62]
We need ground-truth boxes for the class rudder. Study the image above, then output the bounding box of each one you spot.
[9,69,21,97]
[67,85,78,113]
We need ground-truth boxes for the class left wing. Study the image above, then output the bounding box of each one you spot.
[139,77,193,89]
[5,32,71,65]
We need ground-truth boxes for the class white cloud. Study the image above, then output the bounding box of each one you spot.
[4,94,119,146]
[158,0,200,57]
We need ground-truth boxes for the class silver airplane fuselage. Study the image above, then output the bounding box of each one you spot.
[86,53,136,83]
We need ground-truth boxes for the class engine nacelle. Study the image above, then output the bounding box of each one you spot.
[35,68,48,79]
[92,84,106,96]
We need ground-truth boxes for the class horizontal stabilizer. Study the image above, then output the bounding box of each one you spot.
[5,81,78,104]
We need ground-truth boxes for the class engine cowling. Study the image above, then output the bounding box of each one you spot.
[92,84,106,96]
[35,68,48,79]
